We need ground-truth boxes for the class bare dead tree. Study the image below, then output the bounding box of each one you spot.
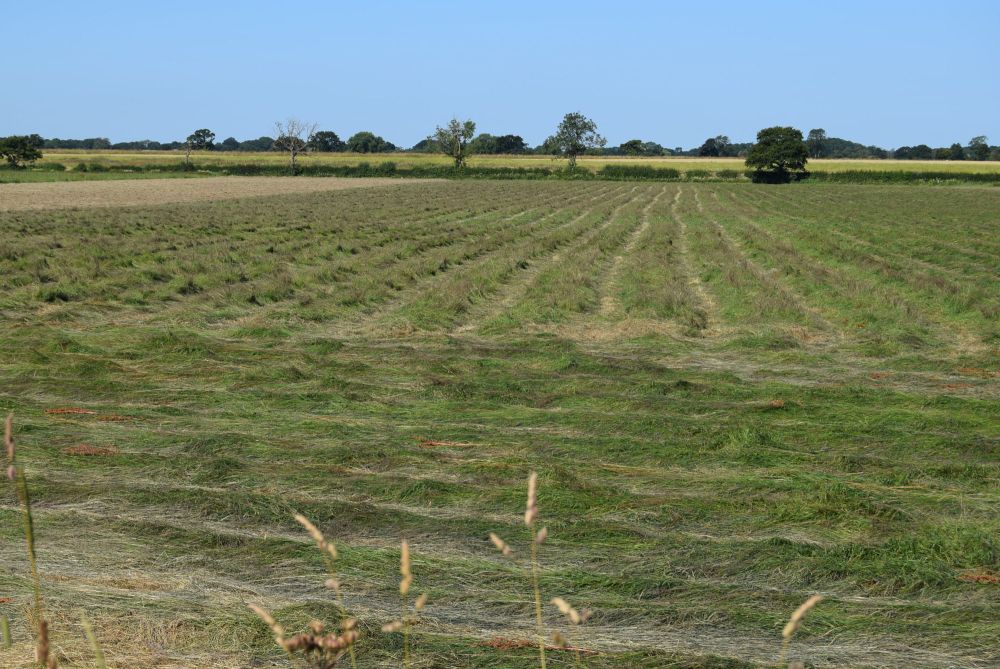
[274,118,318,173]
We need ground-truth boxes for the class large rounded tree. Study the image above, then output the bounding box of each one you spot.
[745,126,809,183]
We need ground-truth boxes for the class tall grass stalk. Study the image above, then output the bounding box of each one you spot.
[294,514,358,669]
[7,415,56,667]
[551,597,587,669]
[400,540,412,669]
[524,472,547,669]
[1,615,11,649]
[778,594,823,667]
[80,617,108,669]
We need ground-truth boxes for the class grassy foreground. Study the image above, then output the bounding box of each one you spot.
[0,180,997,668]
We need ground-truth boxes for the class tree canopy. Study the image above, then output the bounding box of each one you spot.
[546,112,606,168]
[346,131,396,153]
[433,118,476,167]
[745,126,809,182]
[806,128,827,158]
[308,131,345,152]
[469,133,528,154]
[186,129,215,151]
[968,136,989,161]
[0,134,44,168]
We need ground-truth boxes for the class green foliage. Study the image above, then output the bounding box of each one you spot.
[967,136,989,161]
[468,133,528,154]
[186,128,215,151]
[698,136,732,157]
[432,118,477,168]
[346,131,397,153]
[597,165,681,180]
[620,139,645,156]
[745,126,809,183]
[806,128,827,158]
[546,112,606,168]
[0,134,44,168]
[308,131,345,152]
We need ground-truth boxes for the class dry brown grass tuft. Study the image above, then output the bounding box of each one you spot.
[957,569,1000,585]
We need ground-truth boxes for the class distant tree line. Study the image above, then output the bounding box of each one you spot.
[22,126,1000,161]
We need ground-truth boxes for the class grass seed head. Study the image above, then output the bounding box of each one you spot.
[551,597,581,624]
[248,603,285,638]
[524,471,539,526]
[295,514,336,558]
[489,532,514,557]
[535,527,548,545]
[400,540,412,595]
[415,593,428,611]
[382,620,403,633]
[783,594,824,639]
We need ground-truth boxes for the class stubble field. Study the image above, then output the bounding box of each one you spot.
[0,178,997,668]
[33,150,1000,174]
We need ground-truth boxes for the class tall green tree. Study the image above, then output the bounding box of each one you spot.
[547,112,606,168]
[184,128,215,164]
[433,118,476,167]
[745,126,809,183]
[806,128,827,158]
[620,139,644,156]
[968,135,989,161]
[0,134,44,168]
[346,131,396,153]
[697,136,731,157]
[308,131,345,152]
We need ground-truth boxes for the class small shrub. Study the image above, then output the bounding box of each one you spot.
[597,165,680,180]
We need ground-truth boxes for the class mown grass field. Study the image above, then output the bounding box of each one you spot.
[0,179,997,668]
[33,149,1000,175]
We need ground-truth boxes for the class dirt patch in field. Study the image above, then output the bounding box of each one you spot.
[0,176,429,211]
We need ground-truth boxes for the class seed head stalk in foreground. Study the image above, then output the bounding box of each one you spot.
[551,596,590,669]
[400,540,412,669]
[383,539,428,669]
[294,514,358,669]
[6,415,56,668]
[525,471,547,669]
[778,594,823,667]
[81,616,109,669]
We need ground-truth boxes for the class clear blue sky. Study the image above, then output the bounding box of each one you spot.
[7,1,999,149]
